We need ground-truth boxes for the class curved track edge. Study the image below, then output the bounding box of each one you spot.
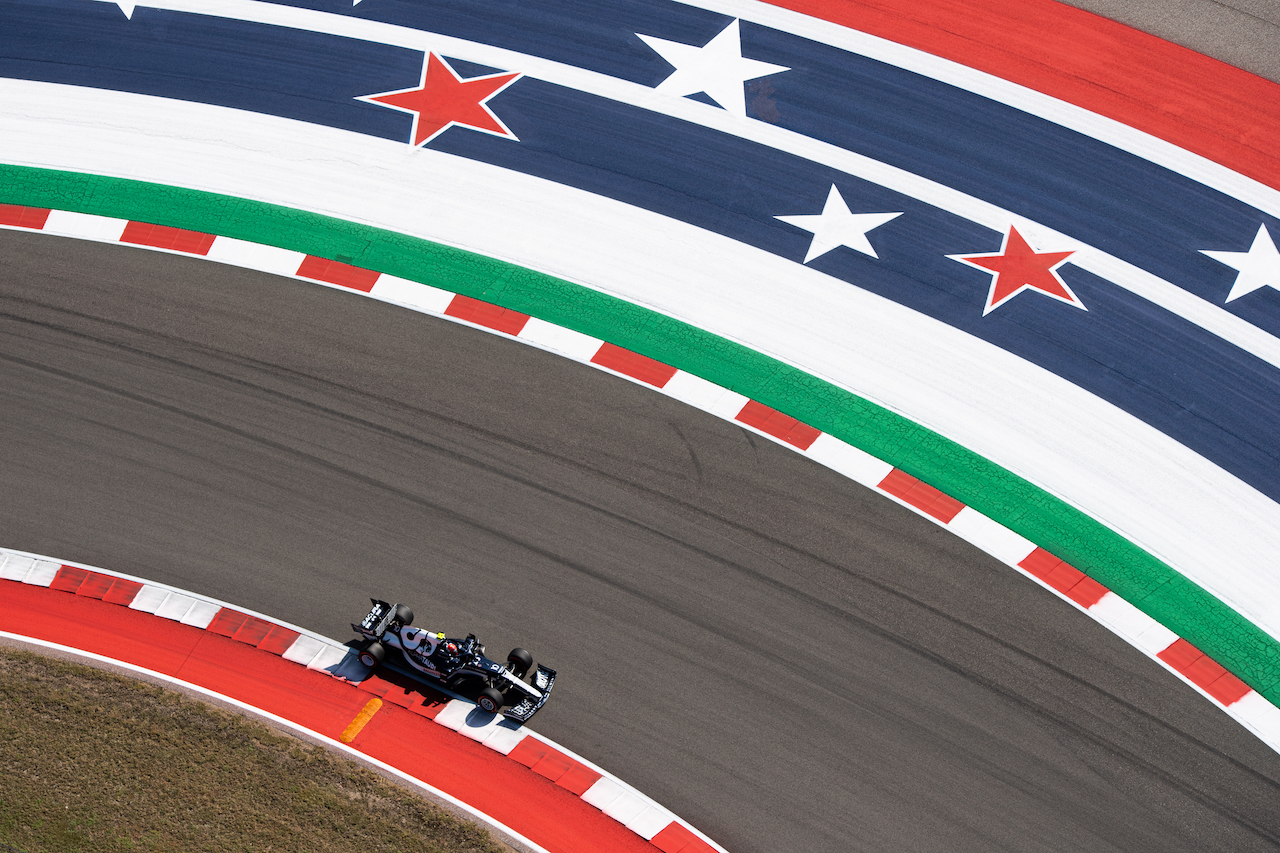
[7,172,1280,706]
[0,547,729,853]
[4,196,1280,752]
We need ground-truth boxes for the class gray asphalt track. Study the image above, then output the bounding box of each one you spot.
[1062,0,1280,82]
[3,230,1280,853]
[5,3,1280,852]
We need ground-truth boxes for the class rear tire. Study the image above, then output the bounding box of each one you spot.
[507,648,533,678]
[477,686,504,714]
[358,641,385,669]
[394,604,414,626]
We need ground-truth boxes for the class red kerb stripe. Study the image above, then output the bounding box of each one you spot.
[295,255,381,292]
[1158,638,1252,705]
[652,822,716,853]
[1158,637,1203,671]
[1203,672,1252,706]
[508,737,551,768]
[556,762,602,796]
[408,698,446,719]
[1064,576,1108,609]
[100,578,143,606]
[120,221,216,255]
[1017,547,1110,606]
[75,572,116,600]
[0,204,51,229]
[735,400,821,450]
[651,823,698,853]
[877,469,965,523]
[49,566,90,593]
[1017,547,1062,579]
[591,343,678,387]
[445,294,530,335]
[357,673,394,698]
[231,615,273,646]
[530,750,574,782]
[257,624,301,655]
[515,739,602,793]
[207,608,249,638]
[1043,561,1085,592]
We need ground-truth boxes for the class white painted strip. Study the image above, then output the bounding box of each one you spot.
[205,235,307,277]
[35,0,1280,370]
[1230,690,1277,724]
[369,275,454,314]
[946,507,1036,566]
[626,804,677,840]
[432,698,476,732]
[128,584,171,614]
[481,724,529,756]
[8,547,1260,836]
[708,389,753,421]
[683,0,1280,220]
[601,788,651,823]
[180,599,222,629]
[804,432,894,490]
[1,555,35,582]
[661,371,734,413]
[282,634,328,666]
[1087,591,1162,642]
[581,776,626,810]
[508,730,726,853]
[1243,703,1280,751]
[153,592,198,622]
[517,317,605,362]
[454,710,513,743]
[43,209,128,243]
[0,547,346,654]
[0,629,555,853]
[24,560,59,587]
[306,644,352,674]
[3,85,1278,648]
[1133,623,1181,655]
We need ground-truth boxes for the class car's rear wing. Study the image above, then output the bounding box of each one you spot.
[351,599,394,639]
[504,664,556,723]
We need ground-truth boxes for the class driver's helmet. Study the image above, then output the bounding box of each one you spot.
[444,641,459,656]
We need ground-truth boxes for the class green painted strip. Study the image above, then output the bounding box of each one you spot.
[5,162,1278,703]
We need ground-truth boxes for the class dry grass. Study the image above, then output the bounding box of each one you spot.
[0,647,511,853]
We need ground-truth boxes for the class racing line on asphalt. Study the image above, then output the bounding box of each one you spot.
[0,549,723,853]
[4,0,1280,851]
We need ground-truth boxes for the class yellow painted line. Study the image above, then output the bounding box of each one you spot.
[340,697,383,743]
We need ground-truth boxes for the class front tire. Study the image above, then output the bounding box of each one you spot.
[507,648,533,678]
[358,641,386,669]
[476,686,504,714]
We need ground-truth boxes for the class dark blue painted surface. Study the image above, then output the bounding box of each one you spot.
[2,0,1280,503]
[172,0,1280,335]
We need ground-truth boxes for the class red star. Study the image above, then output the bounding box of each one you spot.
[950,226,1085,315]
[358,53,522,147]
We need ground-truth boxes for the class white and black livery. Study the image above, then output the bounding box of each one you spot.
[351,599,555,722]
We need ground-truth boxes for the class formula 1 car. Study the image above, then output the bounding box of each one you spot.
[351,599,555,722]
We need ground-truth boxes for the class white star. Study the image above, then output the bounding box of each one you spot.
[637,19,788,118]
[91,0,136,17]
[776,185,902,263]
[1202,224,1280,303]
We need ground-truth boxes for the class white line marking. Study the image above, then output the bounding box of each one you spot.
[32,0,1280,372]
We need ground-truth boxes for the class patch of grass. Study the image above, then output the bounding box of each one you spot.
[0,648,511,853]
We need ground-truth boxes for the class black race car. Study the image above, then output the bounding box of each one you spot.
[351,599,555,722]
